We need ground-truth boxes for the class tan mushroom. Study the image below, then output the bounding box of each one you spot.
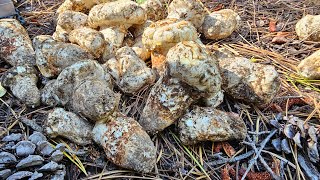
[105,46,155,94]
[139,76,201,134]
[167,0,207,29]
[0,19,35,66]
[178,106,247,145]
[33,35,91,78]
[142,19,199,73]
[201,9,241,40]
[92,112,156,173]
[2,65,40,107]
[45,108,93,145]
[295,14,320,42]
[141,0,168,21]
[69,27,106,58]
[57,0,117,14]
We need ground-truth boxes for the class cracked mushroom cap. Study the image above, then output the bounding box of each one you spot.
[45,108,93,145]
[201,9,241,40]
[0,19,35,66]
[57,0,117,14]
[92,113,156,173]
[2,65,40,107]
[141,0,168,21]
[33,35,91,77]
[69,27,106,59]
[166,41,222,94]
[178,106,247,145]
[219,57,280,104]
[167,0,207,29]
[88,0,147,29]
[139,76,201,134]
[56,10,88,32]
[295,14,320,41]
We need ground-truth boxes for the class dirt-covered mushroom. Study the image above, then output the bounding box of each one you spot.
[92,113,156,173]
[2,65,40,107]
[132,36,151,61]
[167,0,207,29]
[69,27,105,58]
[297,49,320,79]
[53,10,88,42]
[219,57,280,104]
[0,19,35,66]
[41,60,112,106]
[201,9,241,40]
[178,106,247,145]
[45,108,92,145]
[72,80,120,121]
[33,35,91,77]
[57,0,116,14]
[141,0,168,21]
[100,27,126,60]
[142,19,199,72]
[295,14,320,41]
[139,76,201,134]
[106,46,155,94]
[166,41,222,95]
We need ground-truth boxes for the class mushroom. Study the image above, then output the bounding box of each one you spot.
[295,14,320,41]
[0,19,36,66]
[105,46,155,94]
[69,27,106,58]
[33,35,91,78]
[2,65,40,107]
[131,20,153,61]
[167,0,208,29]
[139,76,201,134]
[297,49,320,79]
[141,0,168,21]
[92,112,156,173]
[218,57,280,104]
[41,60,112,106]
[201,9,241,40]
[178,106,247,145]
[52,10,88,42]
[88,0,147,60]
[45,108,93,145]
[142,19,199,73]
[57,0,117,14]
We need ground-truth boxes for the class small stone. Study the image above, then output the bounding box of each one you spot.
[295,14,320,41]
[2,133,22,142]
[54,143,66,152]
[28,132,47,145]
[50,150,64,162]
[178,106,247,145]
[298,49,320,79]
[50,167,66,180]
[39,161,62,172]
[0,164,5,170]
[13,141,36,157]
[37,141,55,156]
[0,169,11,179]
[3,142,15,150]
[16,155,44,169]
[0,152,17,164]
[6,171,33,180]
[29,171,43,180]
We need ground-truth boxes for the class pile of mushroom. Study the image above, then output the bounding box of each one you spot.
[0,0,282,173]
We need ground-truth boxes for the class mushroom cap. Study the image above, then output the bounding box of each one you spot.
[141,0,168,21]
[57,10,88,32]
[295,14,320,41]
[57,0,117,14]
[166,41,222,94]
[201,9,241,40]
[167,0,207,29]
[88,0,147,29]
[142,18,198,53]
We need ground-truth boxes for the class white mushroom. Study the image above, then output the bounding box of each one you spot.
[0,19,35,66]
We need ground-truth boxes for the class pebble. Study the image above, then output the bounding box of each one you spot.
[38,161,61,172]
[29,171,43,180]
[3,142,16,150]
[13,141,36,157]
[6,171,33,180]
[50,167,66,180]
[1,133,22,142]
[0,169,11,179]
[37,141,55,156]
[50,150,64,162]
[28,132,47,145]
[0,152,17,164]
[16,155,44,169]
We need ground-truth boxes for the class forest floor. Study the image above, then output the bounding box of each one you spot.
[1,0,320,179]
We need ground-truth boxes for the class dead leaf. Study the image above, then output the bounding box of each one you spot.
[308,126,317,143]
[269,19,277,32]
[293,132,302,148]
[214,142,223,153]
[308,141,319,163]
[272,138,282,152]
[222,142,236,157]
[221,165,231,180]
[283,124,295,139]
[281,138,291,154]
